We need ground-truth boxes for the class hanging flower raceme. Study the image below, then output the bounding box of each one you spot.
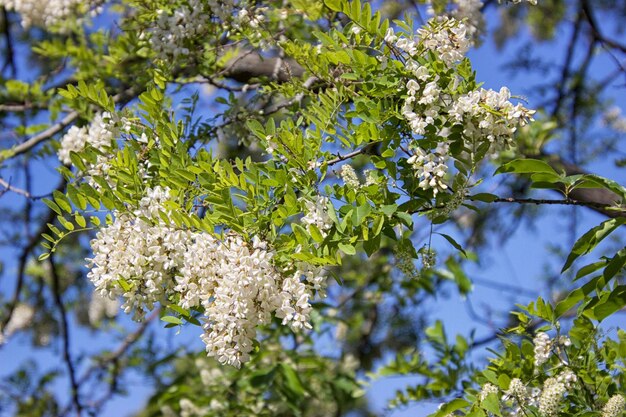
[87,187,327,367]
[0,0,95,28]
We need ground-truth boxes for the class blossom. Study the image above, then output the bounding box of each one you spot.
[340,164,361,188]
[602,106,626,133]
[384,28,397,43]
[556,368,577,390]
[602,395,625,417]
[505,378,527,401]
[149,0,210,60]
[87,186,328,367]
[407,144,449,196]
[0,0,91,28]
[533,332,552,366]
[58,113,115,165]
[418,17,472,67]
[479,383,498,402]
[88,292,119,325]
[301,196,333,235]
[0,303,34,343]
[538,378,565,417]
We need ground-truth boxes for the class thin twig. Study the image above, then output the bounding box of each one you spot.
[49,255,83,417]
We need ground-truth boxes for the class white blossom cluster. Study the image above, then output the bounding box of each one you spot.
[556,368,577,390]
[58,113,117,165]
[387,17,471,67]
[396,18,533,195]
[602,106,626,133]
[301,196,333,236]
[88,291,119,326]
[538,377,566,417]
[417,17,472,67]
[0,303,34,344]
[602,395,625,417]
[233,7,266,30]
[424,0,485,44]
[505,378,527,401]
[533,332,552,366]
[479,382,499,402]
[148,0,210,60]
[340,164,361,188]
[450,86,534,148]
[0,0,94,28]
[87,187,326,367]
[407,144,449,196]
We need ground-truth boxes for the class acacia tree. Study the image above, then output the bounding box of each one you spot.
[0,1,625,416]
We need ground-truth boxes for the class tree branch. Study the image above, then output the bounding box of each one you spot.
[49,254,82,417]
[542,152,625,218]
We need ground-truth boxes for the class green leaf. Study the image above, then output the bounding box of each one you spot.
[381,204,398,217]
[495,159,558,176]
[436,233,467,257]
[604,248,626,280]
[160,316,183,325]
[430,399,470,417]
[279,363,306,397]
[562,218,626,273]
[338,242,356,255]
[42,198,62,215]
[309,224,325,243]
[592,286,626,321]
[481,392,502,416]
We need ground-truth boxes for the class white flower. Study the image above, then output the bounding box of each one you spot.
[602,395,625,417]
[533,332,552,366]
[87,187,328,367]
[538,378,565,417]
[340,164,361,188]
[602,106,626,133]
[479,383,498,402]
[505,378,527,401]
[88,292,119,325]
[418,17,471,67]
[407,145,449,196]
[384,28,397,43]
[149,0,210,60]
[556,368,577,390]
[0,303,34,342]
[0,0,90,28]
[301,196,333,235]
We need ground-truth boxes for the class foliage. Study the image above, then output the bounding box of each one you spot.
[0,0,625,416]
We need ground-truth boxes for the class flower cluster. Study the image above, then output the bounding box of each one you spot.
[602,395,625,417]
[479,383,499,402]
[602,106,626,133]
[533,332,552,366]
[58,113,117,165]
[301,196,333,236]
[340,164,361,188]
[0,0,93,28]
[407,144,449,196]
[450,0,485,41]
[505,378,527,401]
[417,17,472,67]
[88,292,119,326]
[396,17,534,195]
[148,0,209,60]
[87,187,327,367]
[538,377,566,417]
[0,303,34,344]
